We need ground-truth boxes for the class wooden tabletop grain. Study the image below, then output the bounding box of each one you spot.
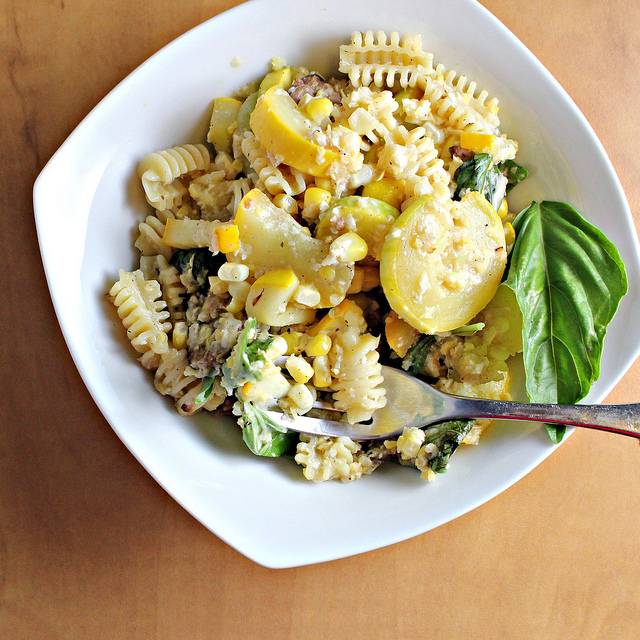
[3,0,640,637]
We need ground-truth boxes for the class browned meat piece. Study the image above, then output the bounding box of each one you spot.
[288,74,342,105]
[449,145,475,162]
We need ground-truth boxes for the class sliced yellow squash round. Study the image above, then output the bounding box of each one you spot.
[380,192,507,333]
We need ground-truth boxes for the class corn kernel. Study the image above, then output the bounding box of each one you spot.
[208,275,229,295]
[273,193,298,215]
[265,336,288,360]
[312,355,332,388]
[281,330,308,355]
[287,383,315,413]
[254,268,297,289]
[215,224,240,253]
[302,187,332,221]
[304,97,334,124]
[285,355,314,384]
[305,334,332,357]
[314,177,332,191]
[172,321,188,350]
[304,187,332,208]
[504,222,515,251]
[217,262,249,282]
[498,198,509,220]
[307,299,364,337]
[329,232,368,263]
[293,283,321,307]
[226,281,251,314]
[318,265,335,280]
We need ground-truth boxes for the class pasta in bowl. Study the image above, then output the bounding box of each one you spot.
[108,29,626,484]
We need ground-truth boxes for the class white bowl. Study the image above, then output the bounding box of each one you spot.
[34,0,640,568]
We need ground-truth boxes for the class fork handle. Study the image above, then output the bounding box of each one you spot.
[451,397,640,438]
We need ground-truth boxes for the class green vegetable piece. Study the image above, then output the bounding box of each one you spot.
[401,334,436,375]
[454,152,504,210]
[237,90,260,137]
[169,248,225,291]
[423,420,476,474]
[239,401,297,457]
[195,375,216,405]
[222,318,273,390]
[505,201,627,442]
[499,159,529,193]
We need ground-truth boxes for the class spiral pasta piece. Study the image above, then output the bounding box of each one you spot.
[138,143,211,211]
[153,348,197,397]
[109,269,171,354]
[329,328,386,424]
[240,132,307,196]
[134,210,175,260]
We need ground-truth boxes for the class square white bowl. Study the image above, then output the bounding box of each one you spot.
[34,0,640,568]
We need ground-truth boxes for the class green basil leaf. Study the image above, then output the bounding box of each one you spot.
[424,420,476,474]
[545,424,567,444]
[505,201,627,440]
[453,152,504,210]
[402,334,436,375]
[169,248,225,290]
[499,159,529,193]
[195,375,216,404]
[239,402,297,457]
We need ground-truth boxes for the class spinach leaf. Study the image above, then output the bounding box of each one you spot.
[453,153,505,210]
[402,334,436,375]
[170,248,225,290]
[499,159,529,193]
[504,201,627,442]
[423,420,476,474]
[239,401,297,457]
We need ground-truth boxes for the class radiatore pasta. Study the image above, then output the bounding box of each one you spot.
[109,31,525,482]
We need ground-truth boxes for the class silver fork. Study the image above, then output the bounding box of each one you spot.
[264,365,640,440]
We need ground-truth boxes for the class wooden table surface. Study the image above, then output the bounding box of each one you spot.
[3,0,640,637]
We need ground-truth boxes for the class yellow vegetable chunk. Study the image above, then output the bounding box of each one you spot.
[207,97,242,154]
[315,196,400,260]
[362,177,406,209]
[215,224,240,253]
[459,131,518,162]
[380,192,507,333]
[384,311,420,358]
[249,87,338,177]
[459,132,496,154]
[259,67,293,93]
[245,268,316,326]
[229,189,353,307]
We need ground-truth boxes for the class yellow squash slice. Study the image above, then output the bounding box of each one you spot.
[229,189,353,307]
[380,192,507,333]
[249,86,338,177]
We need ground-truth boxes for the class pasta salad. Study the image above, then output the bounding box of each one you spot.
[109,31,626,482]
